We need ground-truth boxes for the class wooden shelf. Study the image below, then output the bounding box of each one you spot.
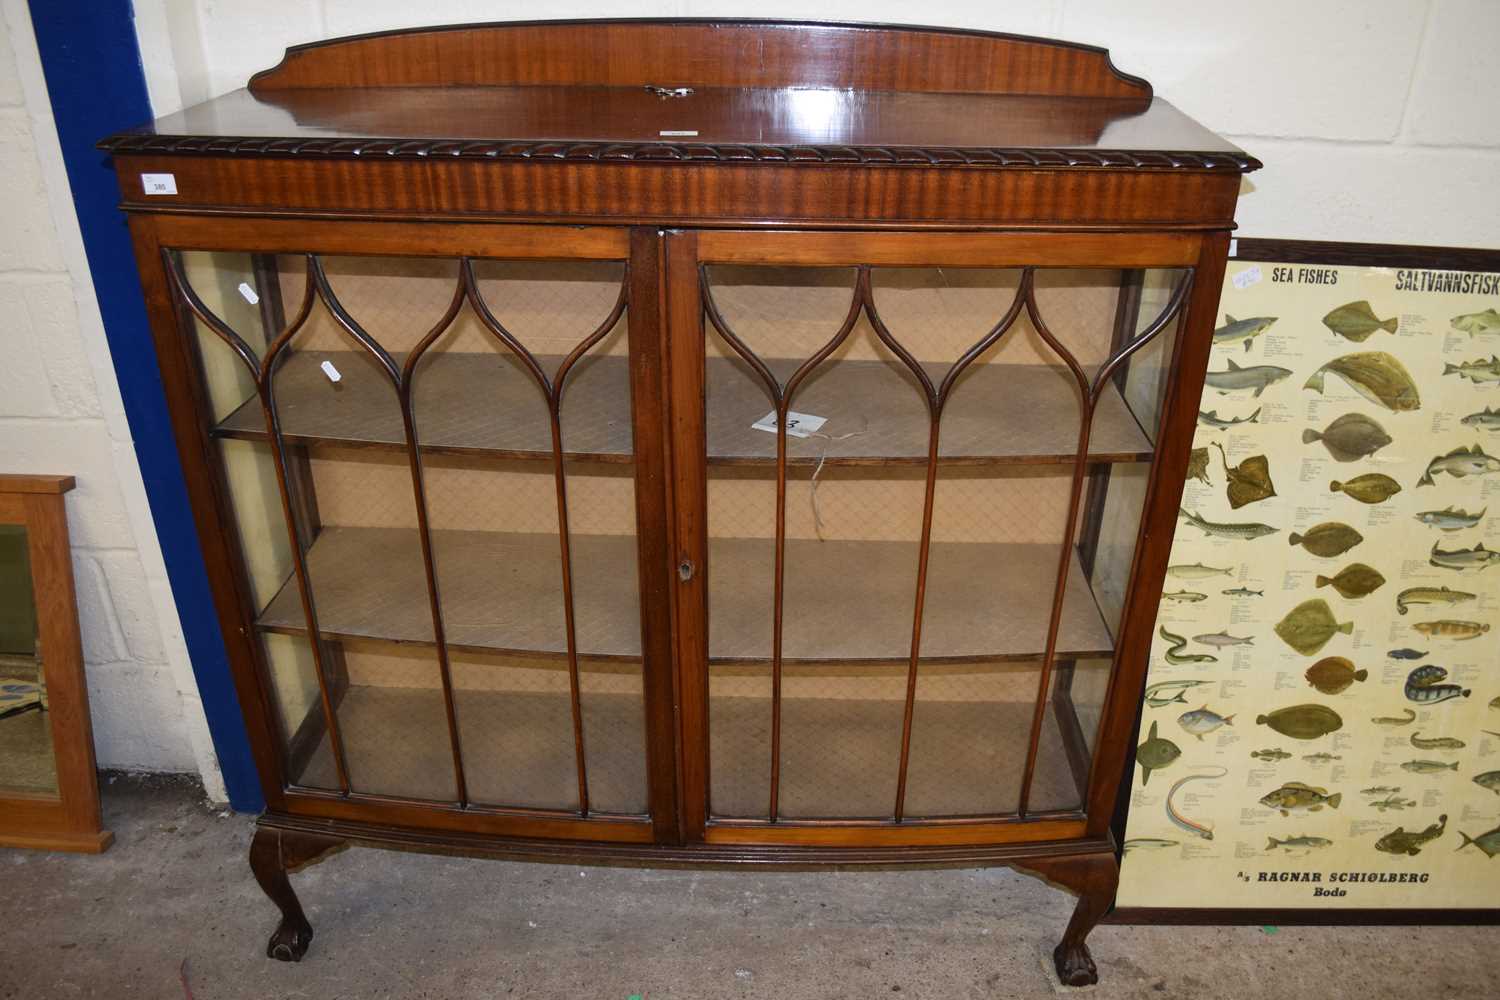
[257,527,1115,664]
[216,352,1152,466]
[290,683,1080,819]
[710,694,1082,819]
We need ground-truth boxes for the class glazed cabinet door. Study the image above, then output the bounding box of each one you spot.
[133,219,676,844]
[665,230,1225,846]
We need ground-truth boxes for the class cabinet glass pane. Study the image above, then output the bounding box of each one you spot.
[0,524,56,796]
[701,262,1189,823]
[174,250,646,815]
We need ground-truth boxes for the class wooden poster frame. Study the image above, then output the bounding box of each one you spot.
[1108,237,1500,926]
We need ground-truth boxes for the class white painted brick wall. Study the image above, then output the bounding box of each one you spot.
[135,0,1500,248]
[0,3,223,794]
[1,2,1487,799]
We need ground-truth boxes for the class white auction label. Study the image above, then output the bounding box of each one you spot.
[319,360,343,383]
[237,282,260,305]
[140,173,177,195]
[751,410,827,438]
[659,129,698,137]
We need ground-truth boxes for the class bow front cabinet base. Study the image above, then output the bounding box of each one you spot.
[102,19,1255,986]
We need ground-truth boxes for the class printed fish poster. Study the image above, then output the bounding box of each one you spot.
[1116,254,1500,910]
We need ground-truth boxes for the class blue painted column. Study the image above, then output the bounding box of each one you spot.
[26,0,264,810]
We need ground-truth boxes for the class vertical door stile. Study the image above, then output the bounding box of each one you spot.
[627,227,683,842]
[398,268,471,808]
[665,232,709,840]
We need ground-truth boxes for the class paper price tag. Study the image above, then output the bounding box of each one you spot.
[1232,265,1263,290]
[140,173,177,195]
[320,360,343,383]
[237,282,260,305]
[659,129,699,137]
[751,410,827,438]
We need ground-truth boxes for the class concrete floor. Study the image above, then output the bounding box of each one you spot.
[2,775,1497,999]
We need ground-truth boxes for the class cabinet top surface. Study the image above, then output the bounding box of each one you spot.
[101,19,1256,172]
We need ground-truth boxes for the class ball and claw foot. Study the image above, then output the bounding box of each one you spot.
[1052,941,1098,988]
[267,916,314,962]
[250,826,343,963]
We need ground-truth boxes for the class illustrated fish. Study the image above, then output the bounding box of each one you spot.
[1192,631,1254,648]
[1288,522,1363,558]
[1251,748,1292,761]
[1362,786,1402,796]
[1136,721,1182,786]
[1430,541,1500,571]
[1159,626,1219,665]
[1401,759,1460,775]
[1266,835,1333,851]
[1178,705,1236,740]
[1457,825,1500,859]
[1452,308,1500,336]
[1165,767,1227,840]
[1179,508,1278,540]
[1304,352,1421,411]
[1211,442,1275,508]
[1204,359,1292,397]
[1303,752,1341,763]
[1330,473,1402,505]
[1411,619,1490,640]
[1167,562,1234,579]
[1404,665,1470,705]
[1396,585,1476,615]
[1161,590,1208,603]
[1375,814,1447,856]
[1222,586,1264,598]
[1371,708,1417,726]
[1186,446,1212,486]
[1302,412,1392,462]
[1473,771,1500,795]
[1314,562,1386,600]
[1414,505,1486,531]
[1260,781,1341,816]
[1371,796,1416,812]
[1460,406,1500,432]
[1122,837,1179,853]
[1387,648,1428,660]
[1199,408,1260,430]
[1322,300,1398,342]
[1256,703,1343,740]
[1305,657,1367,696]
[1410,732,1466,751]
[1417,444,1500,487]
[1144,679,1213,709]
[1443,355,1500,384]
[1274,599,1353,656]
[1214,313,1277,352]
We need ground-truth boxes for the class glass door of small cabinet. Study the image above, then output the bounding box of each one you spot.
[161,222,669,840]
[667,231,1200,843]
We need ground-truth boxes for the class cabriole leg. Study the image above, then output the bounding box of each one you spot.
[1014,851,1119,987]
[248,825,345,961]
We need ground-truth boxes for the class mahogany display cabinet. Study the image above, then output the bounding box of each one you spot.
[101,19,1256,986]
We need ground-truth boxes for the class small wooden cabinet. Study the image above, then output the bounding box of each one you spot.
[103,20,1255,985]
